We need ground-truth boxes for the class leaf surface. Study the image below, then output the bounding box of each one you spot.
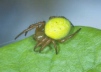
[0,26,101,72]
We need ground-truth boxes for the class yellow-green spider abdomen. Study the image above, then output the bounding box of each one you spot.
[45,17,72,40]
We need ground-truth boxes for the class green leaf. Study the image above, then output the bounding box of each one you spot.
[0,26,101,72]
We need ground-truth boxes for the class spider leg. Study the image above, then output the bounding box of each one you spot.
[35,25,40,34]
[15,25,38,40]
[52,40,58,54]
[15,21,45,39]
[34,37,48,51]
[59,28,81,43]
[35,23,45,34]
[38,23,45,31]
[34,36,52,53]
[39,39,51,53]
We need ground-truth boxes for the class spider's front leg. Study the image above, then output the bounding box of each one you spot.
[58,28,81,43]
[34,37,52,52]
[33,22,45,41]
[15,21,45,39]
[51,40,58,54]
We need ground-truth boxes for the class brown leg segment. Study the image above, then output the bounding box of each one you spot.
[59,28,81,43]
[35,22,45,34]
[39,38,52,53]
[15,21,45,39]
[52,40,58,54]
[34,37,50,52]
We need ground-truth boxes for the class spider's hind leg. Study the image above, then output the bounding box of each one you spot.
[58,28,81,43]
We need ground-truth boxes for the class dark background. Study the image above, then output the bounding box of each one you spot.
[0,0,101,47]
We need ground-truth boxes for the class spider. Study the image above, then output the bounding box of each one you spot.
[15,16,81,54]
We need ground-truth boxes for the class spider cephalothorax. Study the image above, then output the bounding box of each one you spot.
[15,16,81,54]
